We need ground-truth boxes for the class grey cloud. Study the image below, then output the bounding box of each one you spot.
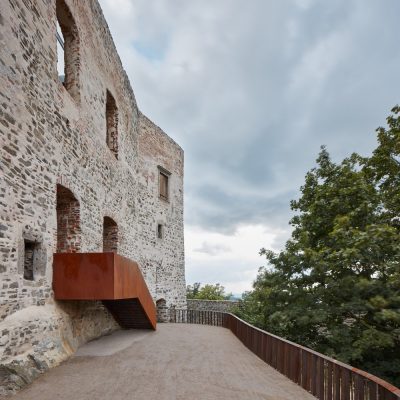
[186,183,297,235]
[194,242,231,256]
[100,0,400,242]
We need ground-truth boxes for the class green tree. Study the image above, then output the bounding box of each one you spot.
[187,283,232,300]
[186,282,201,299]
[237,107,400,386]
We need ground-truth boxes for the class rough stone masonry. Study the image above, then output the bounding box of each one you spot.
[0,0,186,394]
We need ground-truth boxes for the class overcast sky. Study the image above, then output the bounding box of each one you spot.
[99,0,400,295]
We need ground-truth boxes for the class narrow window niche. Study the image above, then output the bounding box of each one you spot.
[56,184,81,253]
[156,298,168,323]
[56,0,80,102]
[158,166,171,201]
[106,90,118,159]
[157,223,164,240]
[23,239,37,281]
[56,20,65,83]
[103,216,118,252]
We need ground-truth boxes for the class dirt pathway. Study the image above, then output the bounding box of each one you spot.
[8,324,315,400]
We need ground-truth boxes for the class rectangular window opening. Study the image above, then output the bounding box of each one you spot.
[56,0,80,102]
[157,224,163,239]
[56,20,65,83]
[106,90,119,159]
[159,172,169,201]
[24,240,36,281]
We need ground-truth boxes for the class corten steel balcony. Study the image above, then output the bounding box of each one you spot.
[53,252,156,330]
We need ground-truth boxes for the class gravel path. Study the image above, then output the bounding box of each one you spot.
[8,324,316,400]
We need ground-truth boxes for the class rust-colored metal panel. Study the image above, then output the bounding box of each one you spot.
[113,254,157,329]
[113,254,140,299]
[53,252,157,330]
[53,252,115,299]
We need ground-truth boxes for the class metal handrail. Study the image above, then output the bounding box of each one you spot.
[171,309,400,400]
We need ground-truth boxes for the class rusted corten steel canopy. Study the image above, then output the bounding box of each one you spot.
[53,253,157,330]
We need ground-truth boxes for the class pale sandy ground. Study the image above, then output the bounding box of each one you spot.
[8,324,316,400]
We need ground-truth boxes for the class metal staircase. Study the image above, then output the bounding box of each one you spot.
[103,298,154,329]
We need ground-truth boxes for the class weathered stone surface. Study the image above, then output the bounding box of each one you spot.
[137,114,185,308]
[0,303,117,396]
[0,0,185,394]
[187,299,240,313]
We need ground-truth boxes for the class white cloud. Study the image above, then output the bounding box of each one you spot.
[185,224,288,293]
[294,0,315,10]
[194,242,231,256]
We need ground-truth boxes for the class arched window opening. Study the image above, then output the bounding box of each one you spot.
[103,216,118,253]
[156,298,168,323]
[56,184,81,253]
[56,0,80,101]
[106,90,118,159]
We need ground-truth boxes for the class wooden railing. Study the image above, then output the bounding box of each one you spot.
[171,308,225,326]
[171,309,400,400]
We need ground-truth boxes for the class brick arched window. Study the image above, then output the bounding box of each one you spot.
[56,184,81,253]
[103,216,118,253]
[56,0,80,102]
[106,90,118,159]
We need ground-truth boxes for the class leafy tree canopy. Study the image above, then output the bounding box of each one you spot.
[187,282,232,300]
[236,106,400,386]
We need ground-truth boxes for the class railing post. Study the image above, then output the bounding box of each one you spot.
[341,368,351,400]
[311,354,318,397]
[317,357,324,399]
[368,381,377,400]
[333,363,340,400]
[326,360,333,400]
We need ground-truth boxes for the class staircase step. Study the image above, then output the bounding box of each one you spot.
[103,298,153,329]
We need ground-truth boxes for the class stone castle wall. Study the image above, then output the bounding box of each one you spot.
[0,0,185,394]
[137,114,186,308]
[187,300,240,313]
